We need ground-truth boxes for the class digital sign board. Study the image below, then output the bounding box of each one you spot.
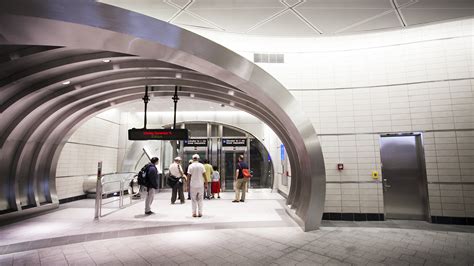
[183,139,208,146]
[222,139,247,146]
[128,128,189,140]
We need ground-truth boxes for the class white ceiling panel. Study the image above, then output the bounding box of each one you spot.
[299,0,393,9]
[168,0,193,8]
[249,11,320,36]
[297,8,391,33]
[188,8,285,33]
[100,0,474,36]
[394,0,417,7]
[405,0,474,9]
[402,9,474,25]
[173,12,221,30]
[284,0,303,6]
[99,0,178,21]
[188,0,285,9]
[345,11,401,32]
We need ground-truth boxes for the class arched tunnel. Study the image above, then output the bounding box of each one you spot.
[0,0,325,231]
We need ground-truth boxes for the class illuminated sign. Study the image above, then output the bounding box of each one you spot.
[280,144,285,161]
[184,139,208,146]
[128,129,189,140]
[222,139,247,146]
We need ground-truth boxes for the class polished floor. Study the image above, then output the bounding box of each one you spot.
[0,190,473,265]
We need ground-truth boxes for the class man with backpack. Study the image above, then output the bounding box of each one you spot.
[141,157,160,215]
[233,155,251,203]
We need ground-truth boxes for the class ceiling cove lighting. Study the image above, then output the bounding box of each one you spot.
[102,59,111,63]
[62,81,71,85]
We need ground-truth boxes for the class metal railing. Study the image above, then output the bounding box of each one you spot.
[94,163,140,219]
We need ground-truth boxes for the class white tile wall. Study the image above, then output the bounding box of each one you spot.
[262,21,473,218]
[56,176,86,200]
[56,116,120,199]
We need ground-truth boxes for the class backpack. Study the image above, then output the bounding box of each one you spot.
[242,168,252,178]
[137,164,150,186]
[239,163,252,178]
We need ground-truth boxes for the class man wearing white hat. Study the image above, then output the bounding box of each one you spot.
[169,156,186,204]
[187,154,207,217]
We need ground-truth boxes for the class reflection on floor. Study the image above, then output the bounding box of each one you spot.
[0,190,473,265]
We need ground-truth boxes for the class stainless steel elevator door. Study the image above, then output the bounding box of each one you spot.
[223,152,244,190]
[380,135,429,220]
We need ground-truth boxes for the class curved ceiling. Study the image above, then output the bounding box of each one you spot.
[99,0,474,36]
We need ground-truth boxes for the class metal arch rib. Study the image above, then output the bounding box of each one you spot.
[0,68,238,146]
[0,1,325,231]
[0,75,240,147]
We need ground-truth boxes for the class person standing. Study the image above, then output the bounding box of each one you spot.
[203,159,213,199]
[211,165,221,199]
[184,159,192,200]
[233,155,250,203]
[169,156,186,204]
[187,154,207,217]
[144,157,160,214]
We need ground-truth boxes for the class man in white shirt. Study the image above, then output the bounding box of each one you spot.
[169,156,186,204]
[187,154,207,217]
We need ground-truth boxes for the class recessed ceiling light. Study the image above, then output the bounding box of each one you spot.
[190,93,195,98]
[102,59,111,63]
[62,81,71,85]
[228,90,234,96]
[175,73,182,79]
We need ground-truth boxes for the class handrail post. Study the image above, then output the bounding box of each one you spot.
[119,179,124,208]
[129,175,133,205]
[94,161,102,219]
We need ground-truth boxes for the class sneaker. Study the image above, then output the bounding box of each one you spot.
[192,214,197,217]
[145,211,154,215]
[232,200,239,203]
[240,200,245,202]
[198,214,202,217]
[218,196,221,199]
